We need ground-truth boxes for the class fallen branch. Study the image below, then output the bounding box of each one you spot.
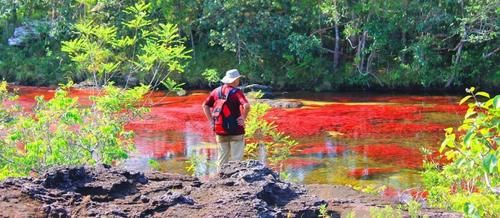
[483,47,500,58]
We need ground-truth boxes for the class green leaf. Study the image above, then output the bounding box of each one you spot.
[482,153,498,174]
[484,98,493,108]
[463,131,475,147]
[464,108,476,119]
[493,95,500,109]
[476,91,490,99]
[445,127,454,134]
[497,152,500,174]
[459,95,472,105]
[464,202,480,218]
[440,135,456,153]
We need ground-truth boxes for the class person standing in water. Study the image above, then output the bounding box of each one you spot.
[202,69,251,170]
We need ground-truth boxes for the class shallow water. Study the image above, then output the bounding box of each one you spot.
[13,86,466,191]
[123,90,465,191]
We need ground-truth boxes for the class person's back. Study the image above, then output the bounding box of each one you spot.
[202,69,251,170]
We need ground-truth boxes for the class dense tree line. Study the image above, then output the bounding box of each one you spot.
[0,0,498,91]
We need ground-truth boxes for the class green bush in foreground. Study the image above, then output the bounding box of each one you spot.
[0,82,149,179]
[244,92,298,177]
[422,87,499,217]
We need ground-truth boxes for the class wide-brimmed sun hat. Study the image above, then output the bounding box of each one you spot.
[221,69,243,84]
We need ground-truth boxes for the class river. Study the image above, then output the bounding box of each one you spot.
[14,86,466,193]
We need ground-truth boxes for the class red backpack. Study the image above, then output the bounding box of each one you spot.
[211,86,239,134]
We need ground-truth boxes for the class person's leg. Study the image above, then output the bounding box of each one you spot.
[216,135,230,170]
[229,134,245,161]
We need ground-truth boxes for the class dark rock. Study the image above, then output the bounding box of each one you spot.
[73,79,97,88]
[241,84,272,92]
[140,194,150,203]
[43,204,69,217]
[241,84,274,99]
[255,99,303,108]
[8,21,50,46]
[201,160,324,217]
[0,160,460,217]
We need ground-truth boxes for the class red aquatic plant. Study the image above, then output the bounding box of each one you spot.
[347,167,399,179]
[265,103,455,138]
[350,144,424,169]
[282,158,323,168]
[292,143,346,156]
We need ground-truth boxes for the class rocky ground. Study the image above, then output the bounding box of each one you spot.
[0,161,460,217]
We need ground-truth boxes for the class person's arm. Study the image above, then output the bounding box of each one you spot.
[202,104,212,120]
[237,103,250,126]
[241,103,250,119]
[202,93,215,127]
[236,89,251,126]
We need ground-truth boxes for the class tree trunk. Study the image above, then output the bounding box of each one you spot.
[445,41,463,88]
[357,31,368,73]
[333,23,340,72]
[366,51,375,74]
[190,28,196,57]
[236,33,241,64]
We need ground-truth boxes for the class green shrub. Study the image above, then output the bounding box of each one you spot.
[244,97,298,175]
[422,87,499,217]
[369,205,403,218]
[61,0,190,88]
[0,81,149,179]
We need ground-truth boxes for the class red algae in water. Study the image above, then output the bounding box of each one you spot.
[368,95,459,105]
[351,144,423,169]
[347,167,399,179]
[266,103,454,138]
[126,95,213,137]
[422,104,467,113]
[11,86,102,109]
[382,186,429,202]
[293,143,346,156]
[283,158,323,168]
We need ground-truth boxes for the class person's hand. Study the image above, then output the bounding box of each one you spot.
[237,116,245,126]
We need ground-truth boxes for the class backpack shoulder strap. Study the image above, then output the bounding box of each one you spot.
[227,87,239,97]
[217,86,224,100]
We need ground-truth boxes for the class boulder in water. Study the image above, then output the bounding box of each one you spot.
[241,84,274,99]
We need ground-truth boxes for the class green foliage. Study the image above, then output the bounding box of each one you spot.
[201,68,220,84]
[344,210,356,218]
[318,204,330,218]
[369,205,403,218]
[61,0,191,87]
[422,87,499,217]
[0,82,149,179]
[161,78,185,93]
[402,199,427,218]
[352,184,387,195]
[0,0,79,85]
[244,100,298,175]
[0,0,498,89]
[148,159,161,171]
[185,152,210,177]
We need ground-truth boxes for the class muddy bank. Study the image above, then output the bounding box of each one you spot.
[307,185,462,217]
[0,161,460,217]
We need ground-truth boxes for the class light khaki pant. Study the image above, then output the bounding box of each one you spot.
[216,134,245,170]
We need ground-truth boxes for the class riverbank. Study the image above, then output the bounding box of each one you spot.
[0,161,459,217]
